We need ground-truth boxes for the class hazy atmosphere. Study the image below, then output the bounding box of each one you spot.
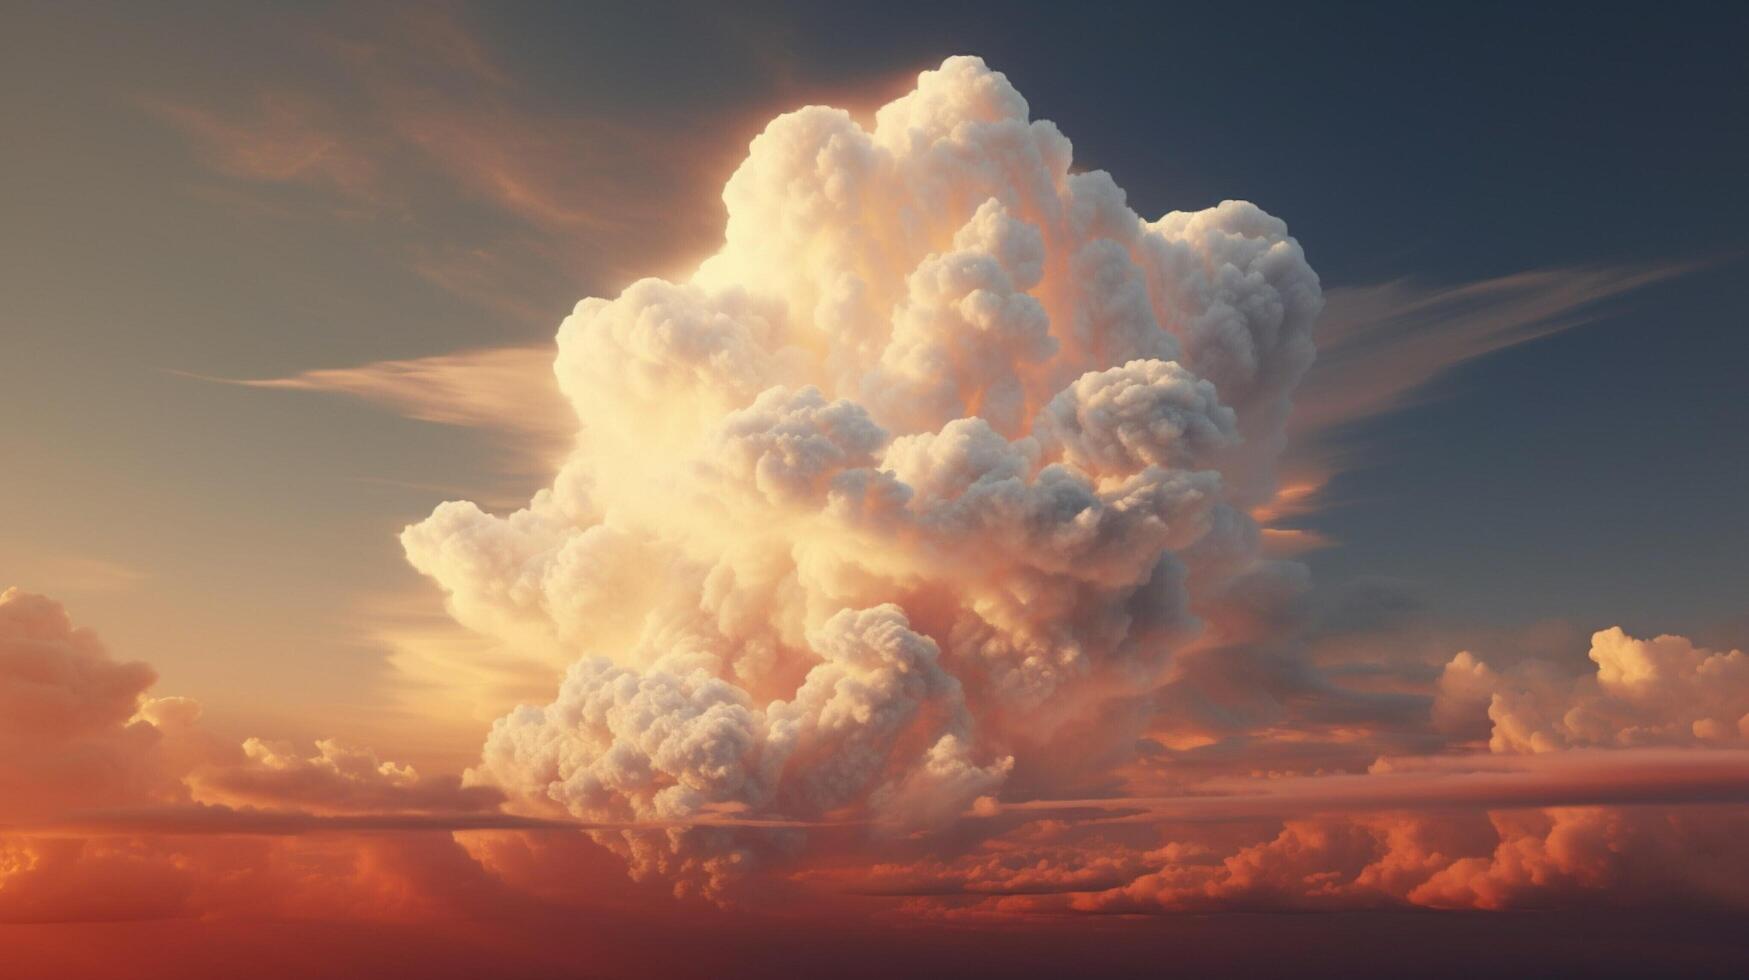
[3,3,1746,977]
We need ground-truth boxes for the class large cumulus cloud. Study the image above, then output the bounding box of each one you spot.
[398,54,1747,912]
[402,55,1321,897]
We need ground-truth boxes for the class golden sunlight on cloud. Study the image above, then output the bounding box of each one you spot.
[377,56,1747,907]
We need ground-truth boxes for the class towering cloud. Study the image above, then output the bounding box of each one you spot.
[403,56,1322,896]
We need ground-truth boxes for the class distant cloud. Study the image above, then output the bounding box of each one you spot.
[1001,747,1749,822]
[141,94,385,202]
[188,345,572,471]
[143,4,735,324]
[1438,627,1749,752]
[1033,803,1749,914]
[1297,263,1687,442]
[0,587,176,820]
[0,587,509,826]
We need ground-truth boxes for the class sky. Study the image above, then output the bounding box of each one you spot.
[2,2,1747,976]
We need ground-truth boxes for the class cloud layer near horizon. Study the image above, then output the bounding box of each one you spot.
[3,585,1747,922]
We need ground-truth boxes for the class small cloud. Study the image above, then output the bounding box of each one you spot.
[176,344,573,472]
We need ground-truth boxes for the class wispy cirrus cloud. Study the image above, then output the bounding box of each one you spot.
[1294,262,1692,448]
[182,345,572,470]
[1245,262,1692,546]
[143,4,738,325]
[142,95,385,203]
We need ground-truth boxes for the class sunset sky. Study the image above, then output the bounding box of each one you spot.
[3,2,1747,976]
